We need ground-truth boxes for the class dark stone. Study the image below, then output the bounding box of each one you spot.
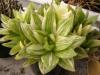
[75,59,88,75]
[0,43,11,58]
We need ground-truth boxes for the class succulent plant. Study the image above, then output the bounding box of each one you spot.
[0,1,99,74]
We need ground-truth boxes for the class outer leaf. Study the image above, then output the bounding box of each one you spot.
[5,19,26,42]
[27,55,40,61]
[8,19,20,34]
[77,24,82,35]
[75,47,88,59]
[37,4,49,16]
[26,44,45,55]
[56,35,84,51]
[13,10,22,20]
[10,42,21,55]
[53,2,71,21]
[2,41,17,48]
[67,5,75,15]
[20,23,37,43]
[56,36,74,51]
[30,13,42,30]
[55,48,77,58]
[74,7,85,26]
[0,34,20,43]
[81,11,89,25]
[82,25,92,36]
[8,35,20,42]
[54,0,61,5]
[57,14,74,36]
[0,28,9,35]
[39,52,59,74]
[42,6,56,34]
[23,59,37,67]
[71,36,85,48]
[19,41,24,49]
[85,16,98,25]
[15,42,27,60]
[23,3,35,23]
[87,40,100,48]
[59,58,75,71]
[1,14,10,26]
[15,49,27,60]
[0,35,12,42]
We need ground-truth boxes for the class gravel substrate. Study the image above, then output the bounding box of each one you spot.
[0,57,34,75]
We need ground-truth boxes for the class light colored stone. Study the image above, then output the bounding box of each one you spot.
[0,57,35,75]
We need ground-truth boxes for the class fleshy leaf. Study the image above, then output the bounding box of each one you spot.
[75,47,88,59]
[23,3,35,23]
[10,42,21,55]
[85,16,98,25]
[55,48,77,58]
[31,13,42,30]
[77,24,82,35]
[20,23,37,43]
[37,4,49,16]
[71,36,85,48]
[56,35,84,51]
[13,10,22,20]
[49,34,56,42]
[39,52,59,74]
[1,14,10,27]
[57,14,74,36]
[43,37,55,51]
[59,58,75,71]
[74,7,85,26]
[0,35,13,43]
[15,49,27,60]
[2,41,17,48]
[54,0,61,5]
[33,31,44,44]
[42,6,56,34]
[53,2,71,21]
[23,59,37,67]
[8,19,20,34]
[0,28,9,35]
[26,44,45,55]
[82,25,92,36]
[87,40,100,48]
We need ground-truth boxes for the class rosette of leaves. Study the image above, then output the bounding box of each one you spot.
[0,1,99,74]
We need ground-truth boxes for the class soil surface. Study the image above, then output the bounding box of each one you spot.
[0,57,34,75]
[0,57,88,75]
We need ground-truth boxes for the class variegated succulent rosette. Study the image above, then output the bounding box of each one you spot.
[0,1,99,74]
